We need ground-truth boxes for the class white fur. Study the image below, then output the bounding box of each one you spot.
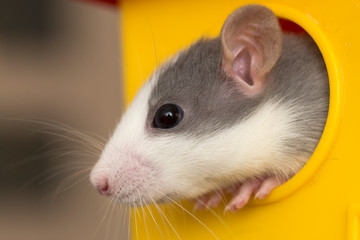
[89,75,155,192]
[90,51,310,204]
[91,76,309,204]
[138,100,309,200]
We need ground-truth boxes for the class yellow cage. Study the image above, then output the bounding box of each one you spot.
[119,0,360,239]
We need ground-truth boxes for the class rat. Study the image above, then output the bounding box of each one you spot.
[90,4,329,212]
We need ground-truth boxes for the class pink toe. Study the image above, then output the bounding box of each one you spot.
[254,177,283,200]
[225,181,261,211]
[207,193,222,208]
[193,194,209,211]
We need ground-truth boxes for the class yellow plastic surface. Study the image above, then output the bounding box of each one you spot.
[119,0,360,239]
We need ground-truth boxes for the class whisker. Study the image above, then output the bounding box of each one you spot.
[106,200,117,240]
[121,205,129,240]
[133,205,139,240]
[212,184,228,207]
[40,163,91,186]
[128,207,131,240]
[1,148,82,173]
[51,171,92,199]
[191,196,233,235]
[137,191,150,240]
[151,199,171,239]
[93,197,114,239]
[148,22,158,67]
[114,203,124,240]
[143,199,165,240]
[15,166,66,193]
[145,190,182,240]
[161,193,220,240]
[0,117,107,156]
[29,128,103,153]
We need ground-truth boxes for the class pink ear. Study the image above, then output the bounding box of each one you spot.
[221,5,282,96]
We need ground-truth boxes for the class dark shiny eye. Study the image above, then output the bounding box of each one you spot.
[153,103,183,129]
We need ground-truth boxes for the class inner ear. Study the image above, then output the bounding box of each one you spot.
[232,48,253,86]
[221,5,282,96]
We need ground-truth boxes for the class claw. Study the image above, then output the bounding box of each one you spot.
[224,180,261,212]
[254,176,282,200]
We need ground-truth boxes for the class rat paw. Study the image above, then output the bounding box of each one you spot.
[192,176,284,213]
[253,176,283,200]
[225,176,283,212]
[193,191,224,212]
[224,180,261,212]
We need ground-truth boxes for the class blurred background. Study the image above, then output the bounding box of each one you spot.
[0,0,128,239]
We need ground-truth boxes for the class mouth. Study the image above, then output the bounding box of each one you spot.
[111,188,180,207]
[115,194,153,207]
[110,186,151,206]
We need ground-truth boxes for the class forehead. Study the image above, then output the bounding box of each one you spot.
[151,38,222,101]
[147,38,259,136]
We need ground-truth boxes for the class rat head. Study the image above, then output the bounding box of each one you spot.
[90,5,284,206]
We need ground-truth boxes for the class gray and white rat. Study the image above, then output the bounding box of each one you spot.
[90,4,329,212]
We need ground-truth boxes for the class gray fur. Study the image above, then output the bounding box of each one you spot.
[147,33,329,157]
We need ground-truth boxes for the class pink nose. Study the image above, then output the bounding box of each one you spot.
[95,177,111,196]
